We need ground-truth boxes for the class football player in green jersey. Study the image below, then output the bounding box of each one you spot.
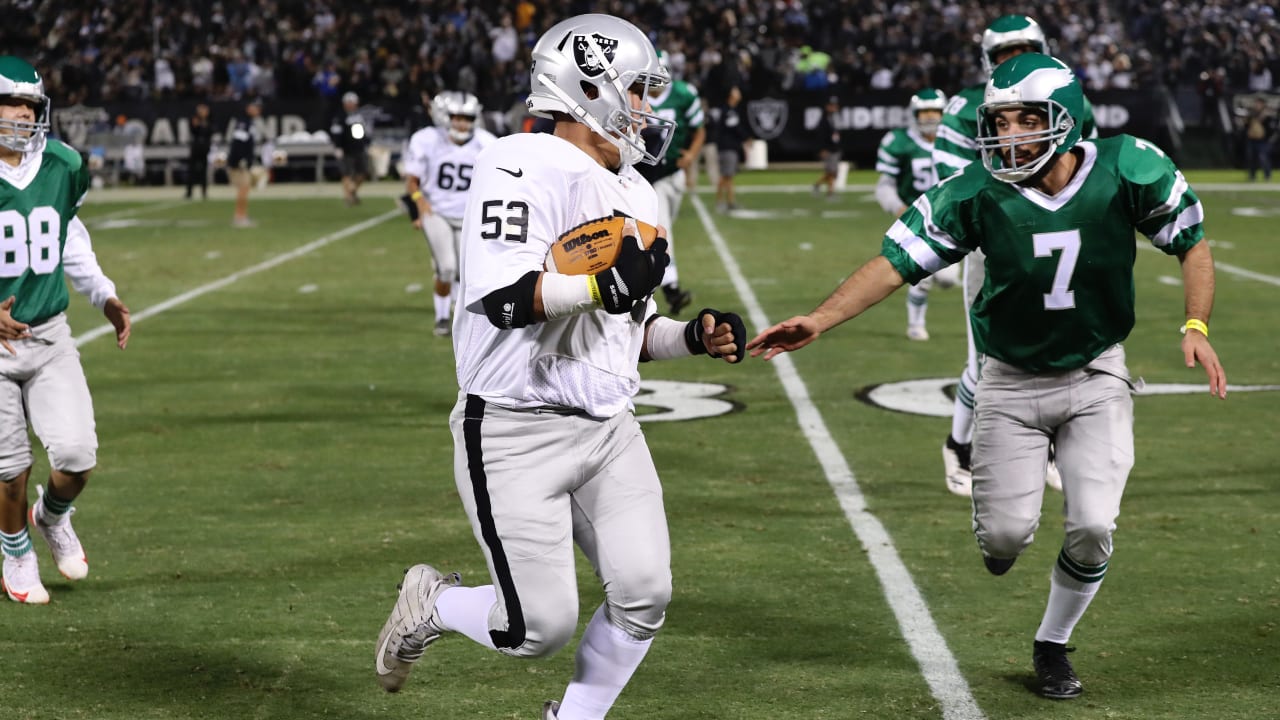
[639,50,705,315]
[0,57,131,604]
[749,54,1226,700]
[874,88,959,342]
[934,15,1098,496]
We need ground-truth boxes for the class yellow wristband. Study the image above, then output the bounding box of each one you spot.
[1180,319,1208,338]
[410,190,423,201]
[586,275,603,306]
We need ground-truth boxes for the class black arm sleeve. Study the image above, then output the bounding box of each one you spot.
[480,271,540,329]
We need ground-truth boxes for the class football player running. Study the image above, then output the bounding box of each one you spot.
[375,15,748,720]
[874,88,959,341]
[749,53,1225,701]
[0,57,131,604]
[401,91,496,337]
[932,15,1093,496]
[636,49,705,316]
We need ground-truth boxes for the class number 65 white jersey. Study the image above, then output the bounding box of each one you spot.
[402,125,497,220]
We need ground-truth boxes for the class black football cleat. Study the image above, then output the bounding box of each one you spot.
[1033,640,1083,700]
[662,285,693,316]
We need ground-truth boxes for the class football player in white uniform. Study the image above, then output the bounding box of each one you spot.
[401,91,496,336]
[375,14,748,720]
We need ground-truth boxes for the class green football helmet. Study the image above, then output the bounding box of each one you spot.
[980,15,1049,76]
[0,56,50,153]
[908,88,947,135]
[975,54,1083,183]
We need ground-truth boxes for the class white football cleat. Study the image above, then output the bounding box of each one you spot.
[3,551,50,604]
[906,325,930,341]
[31,487,88,580]
[374,564,461,692]
[543,701,560,719]
[942,435,973,497]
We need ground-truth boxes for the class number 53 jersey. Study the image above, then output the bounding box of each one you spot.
[882,135,1204,373]
[0,139,92,325]
[454,132,661,417]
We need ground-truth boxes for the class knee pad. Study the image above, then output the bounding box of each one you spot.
[976,518,1038,561]
[48,442,97,476]
[422,214,458,282]
[606,571,672,640]
[500,605,578,659]
[1063,522,1115,568]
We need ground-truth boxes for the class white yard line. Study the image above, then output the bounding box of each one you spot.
[89,199,189,221]
[1137,242,1280,287]
[691,195,986,720]
[75,210,399,346]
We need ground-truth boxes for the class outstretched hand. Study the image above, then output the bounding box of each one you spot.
[1182,331,1225,398]
[746,315,823,361]
[0,295,30,355]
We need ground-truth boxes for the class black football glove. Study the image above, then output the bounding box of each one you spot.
[593,236,669,315]
[684,307,748,363]
[398,193,420,222]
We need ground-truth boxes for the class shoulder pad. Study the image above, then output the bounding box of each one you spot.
[45,138,84,171]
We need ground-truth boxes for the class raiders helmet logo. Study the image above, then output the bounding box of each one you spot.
[573,33,619,77]
[747,98,789,140]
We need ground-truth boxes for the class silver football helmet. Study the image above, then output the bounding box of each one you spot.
[431,91,482,143]
[527,14,675,166]
[0,56,50,154]
[980,15,1049,76]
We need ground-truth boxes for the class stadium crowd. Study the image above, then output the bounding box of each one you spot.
[8,0,1279,117]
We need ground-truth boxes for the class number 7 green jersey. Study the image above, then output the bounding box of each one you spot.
[882,135,1203,372]
[0,138,90,325]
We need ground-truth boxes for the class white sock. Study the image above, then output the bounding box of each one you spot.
[433,292,450,323]
[434,585,498,650]
[950,365,978,444]
[1035,564,1103,644]
[556,605,653,720]
[906,286,929,328]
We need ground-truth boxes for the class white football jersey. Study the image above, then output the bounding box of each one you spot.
[455,132,661,417]
[402,126,497,220]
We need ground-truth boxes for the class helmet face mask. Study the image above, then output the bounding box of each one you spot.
[908,88,947,136]
[0,56,50,154]
[975,55,1082,183]
[432,91,482,144]
[980,15,1049,76]
[527,14,675,166]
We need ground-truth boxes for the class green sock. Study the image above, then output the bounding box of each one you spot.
[1,527,33,557]
[41,485,74,519]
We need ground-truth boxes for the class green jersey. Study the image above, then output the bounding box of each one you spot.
[0,139,91,325]
[883,135,1203,372]
[875,127,936,206]
[642,80,704,182]
[934,83,1099,181]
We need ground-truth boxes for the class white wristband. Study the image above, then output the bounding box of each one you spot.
[540,272,597,320]
[645,315,696,360]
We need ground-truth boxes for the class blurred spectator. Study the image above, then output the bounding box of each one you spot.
[710,86,752,213]
[185,103,212,200]
[1239,97,1277,181]
[228,98,262,228]
[812,96,842,201]
[330,91,371,206]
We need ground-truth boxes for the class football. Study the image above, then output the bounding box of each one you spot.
[545,215,662,275]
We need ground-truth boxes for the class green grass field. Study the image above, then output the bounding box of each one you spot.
[4,169,1278,720]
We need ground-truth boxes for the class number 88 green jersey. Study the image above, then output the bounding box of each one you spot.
[882,135,1204,372]
[0,138,90,325]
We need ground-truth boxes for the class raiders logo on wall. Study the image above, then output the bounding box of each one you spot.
[574,33,619,77]
[747,98,788,140]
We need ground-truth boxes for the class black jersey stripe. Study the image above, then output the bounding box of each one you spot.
[463,393,528,650]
